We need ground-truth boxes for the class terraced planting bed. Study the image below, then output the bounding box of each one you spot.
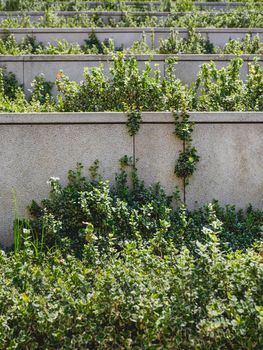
[0,1,262,349]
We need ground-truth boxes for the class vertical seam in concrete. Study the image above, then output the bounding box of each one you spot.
[183,140,186,205]
[22,57,25,88]
[246,57,249,78]
[133,134,136,168]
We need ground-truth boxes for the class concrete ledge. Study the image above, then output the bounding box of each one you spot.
[0,111,262,124]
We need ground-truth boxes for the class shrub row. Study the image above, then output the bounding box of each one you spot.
[0,55,262,112]
[0,9,261,28]
[0,31,262,55]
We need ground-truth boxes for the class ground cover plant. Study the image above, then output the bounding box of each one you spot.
[0,55,262,112]
[0,163,262,349]
[0,9,262,28]
[0,31,262,55]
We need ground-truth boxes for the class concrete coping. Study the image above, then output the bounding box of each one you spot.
[0,28,262,33]
[0,112,262,124]
[0,54,261,62]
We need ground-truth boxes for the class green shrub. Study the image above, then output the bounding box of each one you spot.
[0,55,262,112]
[25,163,263,254]
[0,164,263,349]
[0,31,261,56]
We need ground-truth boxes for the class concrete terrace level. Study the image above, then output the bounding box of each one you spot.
[0,54,261,93]
[0,28,262,48]
[0,112,263,246]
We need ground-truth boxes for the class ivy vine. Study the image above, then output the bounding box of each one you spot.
[127,110,142,136]
[125,109,199,193]
[174,111,200,186]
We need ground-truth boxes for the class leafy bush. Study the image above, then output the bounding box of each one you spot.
[25,163,263,253]
[0,55,262,112]
[159,28,214,54]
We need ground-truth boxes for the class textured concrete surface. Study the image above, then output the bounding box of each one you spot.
[135,123,183,196]
[0,118,133,246]
[186,123,263,209]
[22,57,165,95]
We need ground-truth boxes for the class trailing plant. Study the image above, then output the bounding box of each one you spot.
[174,111,200,185]
[175,146,200,180]
[126,109,142,136]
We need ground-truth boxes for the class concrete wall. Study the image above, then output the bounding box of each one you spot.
[0,54,261,93]
[1,28,262,48]
[0,112,263,246]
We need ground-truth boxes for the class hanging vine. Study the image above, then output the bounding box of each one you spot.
[174,111,200,186]
[126,110,142,136]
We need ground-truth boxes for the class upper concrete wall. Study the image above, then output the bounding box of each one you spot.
[0,112,263,246]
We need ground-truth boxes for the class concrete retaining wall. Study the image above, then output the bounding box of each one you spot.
[0,111,263,246]
[1,28,262,48]
[0,54,261,93]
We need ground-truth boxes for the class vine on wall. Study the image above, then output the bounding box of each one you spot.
[125,110,200,199]
[127,110,142,136]
[174,111,200,187]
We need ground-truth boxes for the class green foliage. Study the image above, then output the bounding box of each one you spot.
[1,235,262,349]
[0,0,260,12]
[222,33,263,55]
[24,163,263,253]
[30,74,53,104]
[0,8,262,28]
[0,55,262,112]
[193,57,263,111]
[0,31,261,56]
[174,112,199,183]
[159,28,214,54]
[175,146,200,180]
[127,109,142,136]
[1,164,263,348]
